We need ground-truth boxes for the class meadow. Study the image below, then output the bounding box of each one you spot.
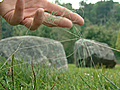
[1,1,120,90]
[0,57,120,90]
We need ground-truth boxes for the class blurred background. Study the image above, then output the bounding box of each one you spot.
[1,0,120,63]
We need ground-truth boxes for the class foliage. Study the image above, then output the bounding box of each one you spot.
[0,1,120,89]
[2,18,13,39]
[1,1,120,89]
[1,0,120,63]
[77,0,120,25]
[83,23,118,47]
[115,29,120,61]
[0,57,120,90]
[116,29,120,50]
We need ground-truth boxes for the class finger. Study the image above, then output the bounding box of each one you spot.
[22,18,33,29]
[22,8,44,30]
[43,13,72,28]
[45,2,84,26]
[30,8,44,30]
[10,0,24,25]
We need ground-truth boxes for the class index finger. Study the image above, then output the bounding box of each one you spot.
[45,1,84,26]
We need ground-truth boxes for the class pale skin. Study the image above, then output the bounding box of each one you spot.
[0,0,84,30]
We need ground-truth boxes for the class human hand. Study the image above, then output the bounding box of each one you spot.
[0,0,84,30]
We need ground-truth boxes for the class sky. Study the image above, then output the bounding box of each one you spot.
[48,0,120,9]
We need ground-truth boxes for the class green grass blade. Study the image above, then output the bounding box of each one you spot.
[79,75,91,88]
[102,74,120,89]
[11,53,15,89]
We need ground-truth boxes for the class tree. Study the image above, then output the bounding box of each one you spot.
[62,3,72,10]
[114,3,120,21]
[116,29,120,50]
[55,0,61,5]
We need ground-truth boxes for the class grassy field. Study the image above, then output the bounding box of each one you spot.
[0,59,120,90]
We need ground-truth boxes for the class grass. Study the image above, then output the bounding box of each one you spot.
[0,58,120,90]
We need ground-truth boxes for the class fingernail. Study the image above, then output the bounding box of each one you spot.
[37,9,44,20]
